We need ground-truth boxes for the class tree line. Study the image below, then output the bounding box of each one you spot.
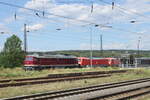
[0,35,25,68]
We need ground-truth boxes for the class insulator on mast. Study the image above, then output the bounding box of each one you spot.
[112,2,114,10]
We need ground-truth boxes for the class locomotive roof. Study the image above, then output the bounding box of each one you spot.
[28,55,77,59]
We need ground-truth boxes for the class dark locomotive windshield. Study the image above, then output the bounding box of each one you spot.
[25,57,33,61]
[78,59,81,61]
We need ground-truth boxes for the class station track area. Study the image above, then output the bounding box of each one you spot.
[2,78,150,100]
[0,70,127,88]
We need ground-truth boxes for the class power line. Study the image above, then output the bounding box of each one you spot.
[0,1,144,35]
[0,1,107,27]
[12,11,90,33]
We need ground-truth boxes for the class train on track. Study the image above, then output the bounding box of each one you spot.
[24,55,120,70]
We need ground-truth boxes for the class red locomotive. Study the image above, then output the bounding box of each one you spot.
[24,55,120,70]
[24,55,78,70]
[77,57,120,67]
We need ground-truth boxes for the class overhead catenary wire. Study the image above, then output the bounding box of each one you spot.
[0,1,146,35]
[0,1,140,34]
[96,0,150,27]
[0,1,108,27]
[0,1,111,33]
[1,1,148,51]
[8,10,93,34]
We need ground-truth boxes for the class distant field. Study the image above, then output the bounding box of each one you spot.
[0,67,120,79]
[0,68,150,99]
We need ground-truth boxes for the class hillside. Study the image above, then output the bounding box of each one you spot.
[27,50,150,57]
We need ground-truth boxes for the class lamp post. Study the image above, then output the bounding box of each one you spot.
[130,20,142,58]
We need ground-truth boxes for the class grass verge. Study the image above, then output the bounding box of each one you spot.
[0,67,120,79]
[0,68,149,99]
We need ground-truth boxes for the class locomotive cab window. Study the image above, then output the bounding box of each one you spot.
[25,57,33,61]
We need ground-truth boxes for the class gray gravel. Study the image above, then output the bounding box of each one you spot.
[53,81,150,100]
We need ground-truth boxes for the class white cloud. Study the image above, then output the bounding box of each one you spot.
[27,23,44,31]
[20,0,115,25]
[117,0,150,23]
[21,0,150,25]
[124,0,150,13]
[20,0,54,13]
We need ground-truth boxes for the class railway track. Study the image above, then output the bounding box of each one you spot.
[0,70,127,88]
[2,77,150,100]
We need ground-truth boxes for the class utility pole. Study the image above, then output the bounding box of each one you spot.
[90,27,93,68]
[100,34,103,57]
[24,24,27,54]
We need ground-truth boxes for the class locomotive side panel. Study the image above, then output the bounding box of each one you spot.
[24,56,79,70]
[92,59,109,66]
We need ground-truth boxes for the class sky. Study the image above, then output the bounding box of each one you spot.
[0,0,150,51]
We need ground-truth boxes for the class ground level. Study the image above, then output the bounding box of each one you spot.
[0,67,150,99]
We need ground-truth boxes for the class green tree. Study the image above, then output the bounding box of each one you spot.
[0,35,25,68]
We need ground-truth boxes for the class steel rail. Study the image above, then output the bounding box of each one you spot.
[0,70,128,88]
[2,77,150,100]
[0,70,128,83]
[0,74,110,88]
